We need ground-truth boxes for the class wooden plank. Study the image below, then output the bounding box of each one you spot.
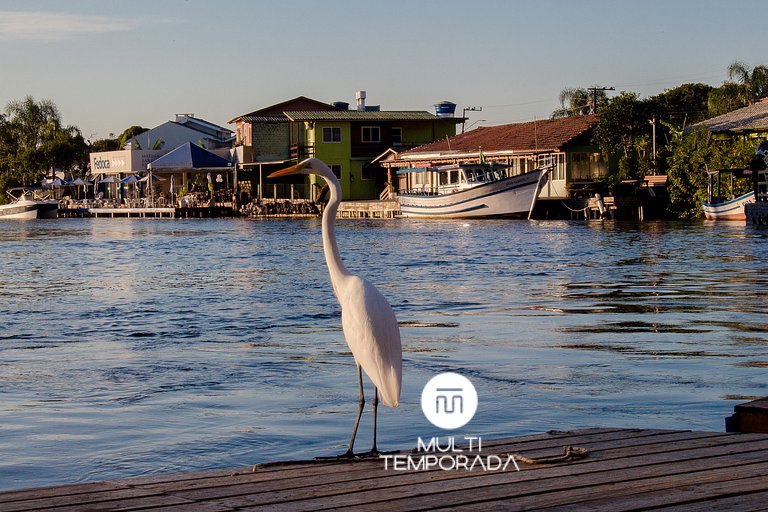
[141,429,678,501]
[2,429,768,511]
[439,465,768,512]
[0,490,195,512]
[135,429,636,494]
[241,435,768,512]
[537,479,768,512]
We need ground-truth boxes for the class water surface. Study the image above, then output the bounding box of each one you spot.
[1,218,766,490]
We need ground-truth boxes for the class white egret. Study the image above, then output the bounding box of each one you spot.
[268,158,402,457]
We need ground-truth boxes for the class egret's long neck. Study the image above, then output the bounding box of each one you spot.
[322,178,351,294]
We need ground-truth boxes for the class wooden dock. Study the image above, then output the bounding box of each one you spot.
[337,200,400,219]
[2,428,768,510]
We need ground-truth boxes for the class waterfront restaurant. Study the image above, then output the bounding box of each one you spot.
[88,145,237,208]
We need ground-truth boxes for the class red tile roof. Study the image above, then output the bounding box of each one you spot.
[404,115,599,154]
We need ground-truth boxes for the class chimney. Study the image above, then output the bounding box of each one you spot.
[356,90,366,112]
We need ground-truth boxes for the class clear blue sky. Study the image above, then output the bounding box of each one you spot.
[0,0,764,140]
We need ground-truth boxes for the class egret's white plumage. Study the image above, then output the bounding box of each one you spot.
[268,158,402,455]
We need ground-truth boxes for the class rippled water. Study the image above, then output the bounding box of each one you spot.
[1,218,767,491]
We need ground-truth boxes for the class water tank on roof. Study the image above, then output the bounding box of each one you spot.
[434,101,457,118]
[332,101,350,110]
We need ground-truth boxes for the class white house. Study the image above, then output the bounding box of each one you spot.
[125,114,234,150]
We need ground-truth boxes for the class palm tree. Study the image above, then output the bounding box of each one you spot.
[551,86,608,118]
[709,61,768,116]
[728,61,768,104]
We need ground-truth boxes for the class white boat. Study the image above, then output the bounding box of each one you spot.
[702,168,754,221]
[703,191,754,220]
[396,163,549,218]
[0,188,59,219]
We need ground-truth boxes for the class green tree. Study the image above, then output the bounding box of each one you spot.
[0,96,88,198]
[591,92,657,189]
[666,128,754,219]
[708,61,768,116]
[91,135,121,152]
[551,86,609,119]
[652,83,712,127]
[727,60,768,105]
[118,125,149,148]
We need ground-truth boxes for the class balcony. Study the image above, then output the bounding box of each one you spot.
[290,144,315,160]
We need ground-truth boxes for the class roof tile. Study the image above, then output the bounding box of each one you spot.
[404,115,598,154]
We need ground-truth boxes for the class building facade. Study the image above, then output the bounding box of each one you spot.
[125,114,234,151]
[381,115,605,199]
[230,94,462,201]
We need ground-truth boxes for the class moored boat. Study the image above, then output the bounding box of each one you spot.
[396,163,549,218]
[0,188,59,219]
[703,191,754,220]
[702,168,754,221]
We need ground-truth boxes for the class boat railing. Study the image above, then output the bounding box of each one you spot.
[400,186,438,196]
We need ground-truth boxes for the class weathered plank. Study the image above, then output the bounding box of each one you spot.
[1,429,767,512]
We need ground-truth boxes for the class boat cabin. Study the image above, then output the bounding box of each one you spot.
[397,163,511,195]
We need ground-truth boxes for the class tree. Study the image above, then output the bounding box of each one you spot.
[118,125,149,148]
[652,83,712,127]
[666,128,754,219]
[591,92,657,188]
[551,86,609,119]
[708,61,768,116]
[727,61,768,104]
[0,96,88,198]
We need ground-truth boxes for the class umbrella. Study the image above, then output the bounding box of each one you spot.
[120,175,141,184]
[68,178,87,200]
[45,178,67,187]
[98,176,120,183]
[138,174,165,182]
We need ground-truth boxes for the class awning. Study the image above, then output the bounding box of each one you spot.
[147,142,233,173]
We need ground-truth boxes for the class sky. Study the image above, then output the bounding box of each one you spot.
[0,0,764,141]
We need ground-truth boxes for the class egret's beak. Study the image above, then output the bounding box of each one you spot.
[267,162,309,179]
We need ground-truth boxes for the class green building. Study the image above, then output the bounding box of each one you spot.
[229,93,461,201]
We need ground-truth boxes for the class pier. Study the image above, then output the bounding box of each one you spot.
[3,427,768,510]
[58,206,238,219]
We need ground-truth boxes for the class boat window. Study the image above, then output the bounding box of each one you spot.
[473,169,486,182]
[439,172,449,186]
[449,170,459,184]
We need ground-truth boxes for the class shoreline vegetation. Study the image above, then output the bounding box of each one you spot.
[1,60,766,219]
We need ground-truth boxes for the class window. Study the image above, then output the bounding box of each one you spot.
[392,127,403,145]
[322,127,342,143]
[329,164,342,179]
[570,152,606,181]
[362,164,376,181]
[361,126,381,143]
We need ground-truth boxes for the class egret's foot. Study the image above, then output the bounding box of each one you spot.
[315,450,356,461]
[359,448,399,458]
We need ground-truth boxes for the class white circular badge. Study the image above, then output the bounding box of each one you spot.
[421,372,478,430]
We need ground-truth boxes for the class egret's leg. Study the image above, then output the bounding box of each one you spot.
[371,386,380,454]
[343,364,365,457]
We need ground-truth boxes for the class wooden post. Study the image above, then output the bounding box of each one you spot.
[726,397,768,433]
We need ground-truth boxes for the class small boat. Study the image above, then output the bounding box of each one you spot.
[703,191,755,220]
[702,168,754,221]
[396,163,549,218]
[0,188,59,219]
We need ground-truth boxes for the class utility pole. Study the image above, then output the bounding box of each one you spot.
[587,86,615,114]
[462,106,482,133]
[649,116,657,174]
